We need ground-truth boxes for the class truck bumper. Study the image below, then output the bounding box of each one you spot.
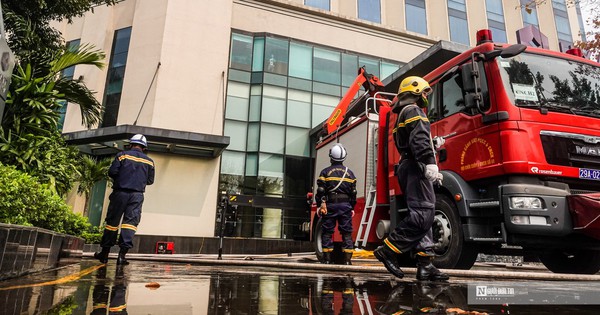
[501,184,572,237]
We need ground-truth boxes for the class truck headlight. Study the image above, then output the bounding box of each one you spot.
[509,197,543,210]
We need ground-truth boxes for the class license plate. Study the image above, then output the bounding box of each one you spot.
[579,168,600,181]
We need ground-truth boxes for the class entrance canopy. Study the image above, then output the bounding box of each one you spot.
[63,124,229,158]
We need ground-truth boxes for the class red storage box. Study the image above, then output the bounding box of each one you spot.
[155,241,175,254]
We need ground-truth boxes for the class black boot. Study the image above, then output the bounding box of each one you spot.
[374,245,404,279]
[416,255,449,281]
[343,252,353,265]
[93,247,110,264]
[116,248,129,265]
[322,251,332,264]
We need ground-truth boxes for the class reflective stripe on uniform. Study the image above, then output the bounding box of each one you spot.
[317,176,356,183]
[384,238,402,254]
[118,154,154,167]
[121,224,137,231]
[392,115,429,133]
[105,225,118,231]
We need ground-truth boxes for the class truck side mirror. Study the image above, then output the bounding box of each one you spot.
[461,61,484,113]
[461,63,479,93]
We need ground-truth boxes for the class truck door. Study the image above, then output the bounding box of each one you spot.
[431,61,503,183]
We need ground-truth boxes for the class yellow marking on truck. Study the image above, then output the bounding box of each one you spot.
[0,264,105,291]
[328,109,342,125]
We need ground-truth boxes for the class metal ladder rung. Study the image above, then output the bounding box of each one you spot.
[355,188,377,248]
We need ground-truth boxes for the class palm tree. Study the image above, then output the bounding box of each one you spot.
[0,41,106,195]
[76,155,112,216]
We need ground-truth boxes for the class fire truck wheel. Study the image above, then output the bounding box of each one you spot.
[312,217,343,264]
[432,194,478,269]
[538,249,600,274]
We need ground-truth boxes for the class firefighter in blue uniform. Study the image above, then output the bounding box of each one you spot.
[316,143,357,265]
[374,76,449,281]
[94,134,155,265]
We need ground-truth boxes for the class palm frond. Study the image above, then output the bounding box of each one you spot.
[51,44,106,74]
[55,78,103,128]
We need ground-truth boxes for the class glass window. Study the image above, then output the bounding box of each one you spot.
[252,37,264,72]
[313,48,341,85]
[441,74,465,118]
[359,56,380,78]
[225,82,250,121]
[113,27,132,54]
[258,153,284,178]
[312,94,339,128]
[449,16,470,45]
[576,3,586,41]
[406,0,427,35]
[262,85,286,124]
[260,123,285,153]
[224,120,247,151]
[62,39,80,79]
[249,85,262,122]
[289,43,312,79]
[448,0,469,45]
[381,62,400,80]
[520,0,539,28]
[555,15,572,42]
[358,0,381,23]
[247,122,259,151]
[265,37,289,75]
[102,27,132,127]
[221,151,245,175]
[305,0,330,10]
[287,90,312,128]
[486,0,506,43]
[285,127,310,157]
[230,34,253,71]
[246,153,258,176]
[342,53,358,87]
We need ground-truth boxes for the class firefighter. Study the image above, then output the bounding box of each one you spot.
[373,76,449,281]
[94,134,155,265]
[316,143,357,265]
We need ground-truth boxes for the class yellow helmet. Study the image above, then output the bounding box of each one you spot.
[397,76,432,96]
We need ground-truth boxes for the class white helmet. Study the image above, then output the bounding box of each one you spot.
[129,134,147,147]
[329,143,347,162]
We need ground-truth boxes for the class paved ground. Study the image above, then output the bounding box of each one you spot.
[1,252,600,314]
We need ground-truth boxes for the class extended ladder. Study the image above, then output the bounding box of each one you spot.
[355,185,377,248]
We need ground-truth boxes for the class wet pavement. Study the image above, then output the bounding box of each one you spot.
[1,256,600,314]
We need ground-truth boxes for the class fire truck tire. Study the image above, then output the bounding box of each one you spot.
[538,250,600,274]
[432,194,478,270]
[312,217,344,264]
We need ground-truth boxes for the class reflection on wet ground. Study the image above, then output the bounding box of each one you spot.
[1,260,600,314]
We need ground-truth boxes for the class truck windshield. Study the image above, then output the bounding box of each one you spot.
[498,53,600,117]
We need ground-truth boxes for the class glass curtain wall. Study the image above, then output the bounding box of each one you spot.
[448,0,469,45]
[552,0,573,51]
[485,0,507,43]
[221,32,402,239]
[406,0,427,35]
[101,27,132,127]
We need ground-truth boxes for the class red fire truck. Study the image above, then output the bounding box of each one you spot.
[309,29,600,274]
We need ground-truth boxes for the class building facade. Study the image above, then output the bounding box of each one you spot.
[56,0,585,249]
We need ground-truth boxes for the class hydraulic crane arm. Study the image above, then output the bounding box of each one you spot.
[322,67,389,135]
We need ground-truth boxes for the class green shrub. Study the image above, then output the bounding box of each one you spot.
[0,163,95,239]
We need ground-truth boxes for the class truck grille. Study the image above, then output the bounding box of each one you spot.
[541,130,600,169]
